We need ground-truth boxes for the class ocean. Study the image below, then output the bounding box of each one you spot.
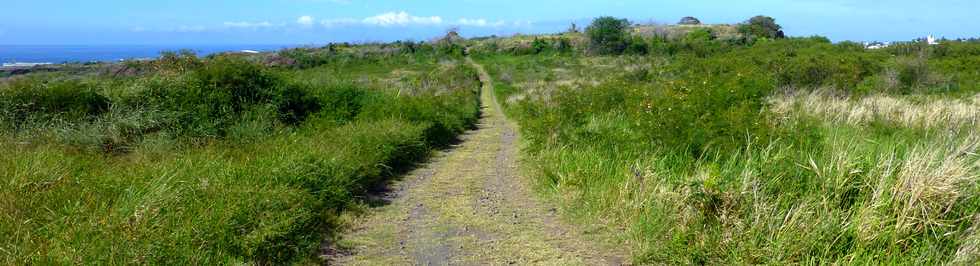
[0,45,295,64]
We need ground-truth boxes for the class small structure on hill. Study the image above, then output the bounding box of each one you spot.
[927,35,940,45]
[678,16,702,25]
[865,41,891,49]
[438,28,465,44]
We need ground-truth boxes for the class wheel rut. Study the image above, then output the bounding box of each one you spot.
[328,57,627,265]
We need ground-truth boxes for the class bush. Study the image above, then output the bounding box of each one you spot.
[625,36,650,55]
[895,55,932,91]
[556,37,574,53]
[739,15,785,39]
[156,50,203,73]
[531,38,550,54]
[641,55,776,155]
[1,55,323,149]
[149,56,319,136]
[278,48,331,69]
[586,16,631,55]
[0,77,110,123]
[684,28,715,43]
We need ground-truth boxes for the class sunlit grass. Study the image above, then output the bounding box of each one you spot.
[476,37,980,264]
[0,47,480,264]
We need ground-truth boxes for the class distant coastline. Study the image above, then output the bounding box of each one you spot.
[1,62,53,68]
[0,44,295,65]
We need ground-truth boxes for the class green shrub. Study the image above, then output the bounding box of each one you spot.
[556,37,574,53]
[684,28,715,43]
[738,15,785,39]
[279,48,331,69]
[156,50,203,73]
[153,56,321,136]
[625,36,650,55]
[586,16,631,55]
[0,76,110,124]
[275,83,322,125]
[531,38,550,54]
[643,55,776,155]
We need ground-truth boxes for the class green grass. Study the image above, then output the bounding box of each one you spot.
[0,47,480,264]
[3,29,979,264]
[476,37,980,264]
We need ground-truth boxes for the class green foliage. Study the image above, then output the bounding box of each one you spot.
[278,47,333,69]
[624,36,650,55]
[478,35,980,264]
[644,55,776,155]
[531,38,550,54]
[438,42,466,57]
[0,77,110,124]
[157,49,203,73]
[586,16,631,55]
[739,15,785,39]
[773,44,884,89]
[556,37,574,53]
[896,55,930,89]
[0,48,481,264]
[137,56,321,137]
[684,28,715,43]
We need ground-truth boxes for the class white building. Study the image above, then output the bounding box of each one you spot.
[927,35,940,45]
[865,41,891,50]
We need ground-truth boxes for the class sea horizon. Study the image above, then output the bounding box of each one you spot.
[0,44,306,64]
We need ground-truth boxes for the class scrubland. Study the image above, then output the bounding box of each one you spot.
[3,15,980,264]
[0,42,479,264]
[473,28,980,264]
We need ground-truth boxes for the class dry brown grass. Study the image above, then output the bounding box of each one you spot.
[954,215,980,265]
[771,89,980,130]
[892,138,977,236]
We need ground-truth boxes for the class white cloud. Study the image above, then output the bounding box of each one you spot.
[362,11,442,27]
[140,11,528,33]
[457,18,507,27]
[297,16,315,26]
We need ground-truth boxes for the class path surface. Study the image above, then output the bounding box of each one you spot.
[328,58,626,265]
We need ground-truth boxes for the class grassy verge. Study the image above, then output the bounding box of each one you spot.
[476,37,980,264]
[0,46,480,264]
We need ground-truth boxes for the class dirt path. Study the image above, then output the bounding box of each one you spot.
[327,58,627,265]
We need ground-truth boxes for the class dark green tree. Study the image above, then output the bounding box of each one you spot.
[738,15,785,39]
[679,16,702,25]
[586,16,631,55]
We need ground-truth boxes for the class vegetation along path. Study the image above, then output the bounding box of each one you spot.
[329,58,626,265]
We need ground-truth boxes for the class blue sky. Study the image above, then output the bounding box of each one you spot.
[1,0,977,45]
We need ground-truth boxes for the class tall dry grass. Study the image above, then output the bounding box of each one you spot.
[771,89,980,130]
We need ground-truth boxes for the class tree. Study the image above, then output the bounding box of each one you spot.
[679,16,702,25]
[586,16,631,55]
[739,15,785,39]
